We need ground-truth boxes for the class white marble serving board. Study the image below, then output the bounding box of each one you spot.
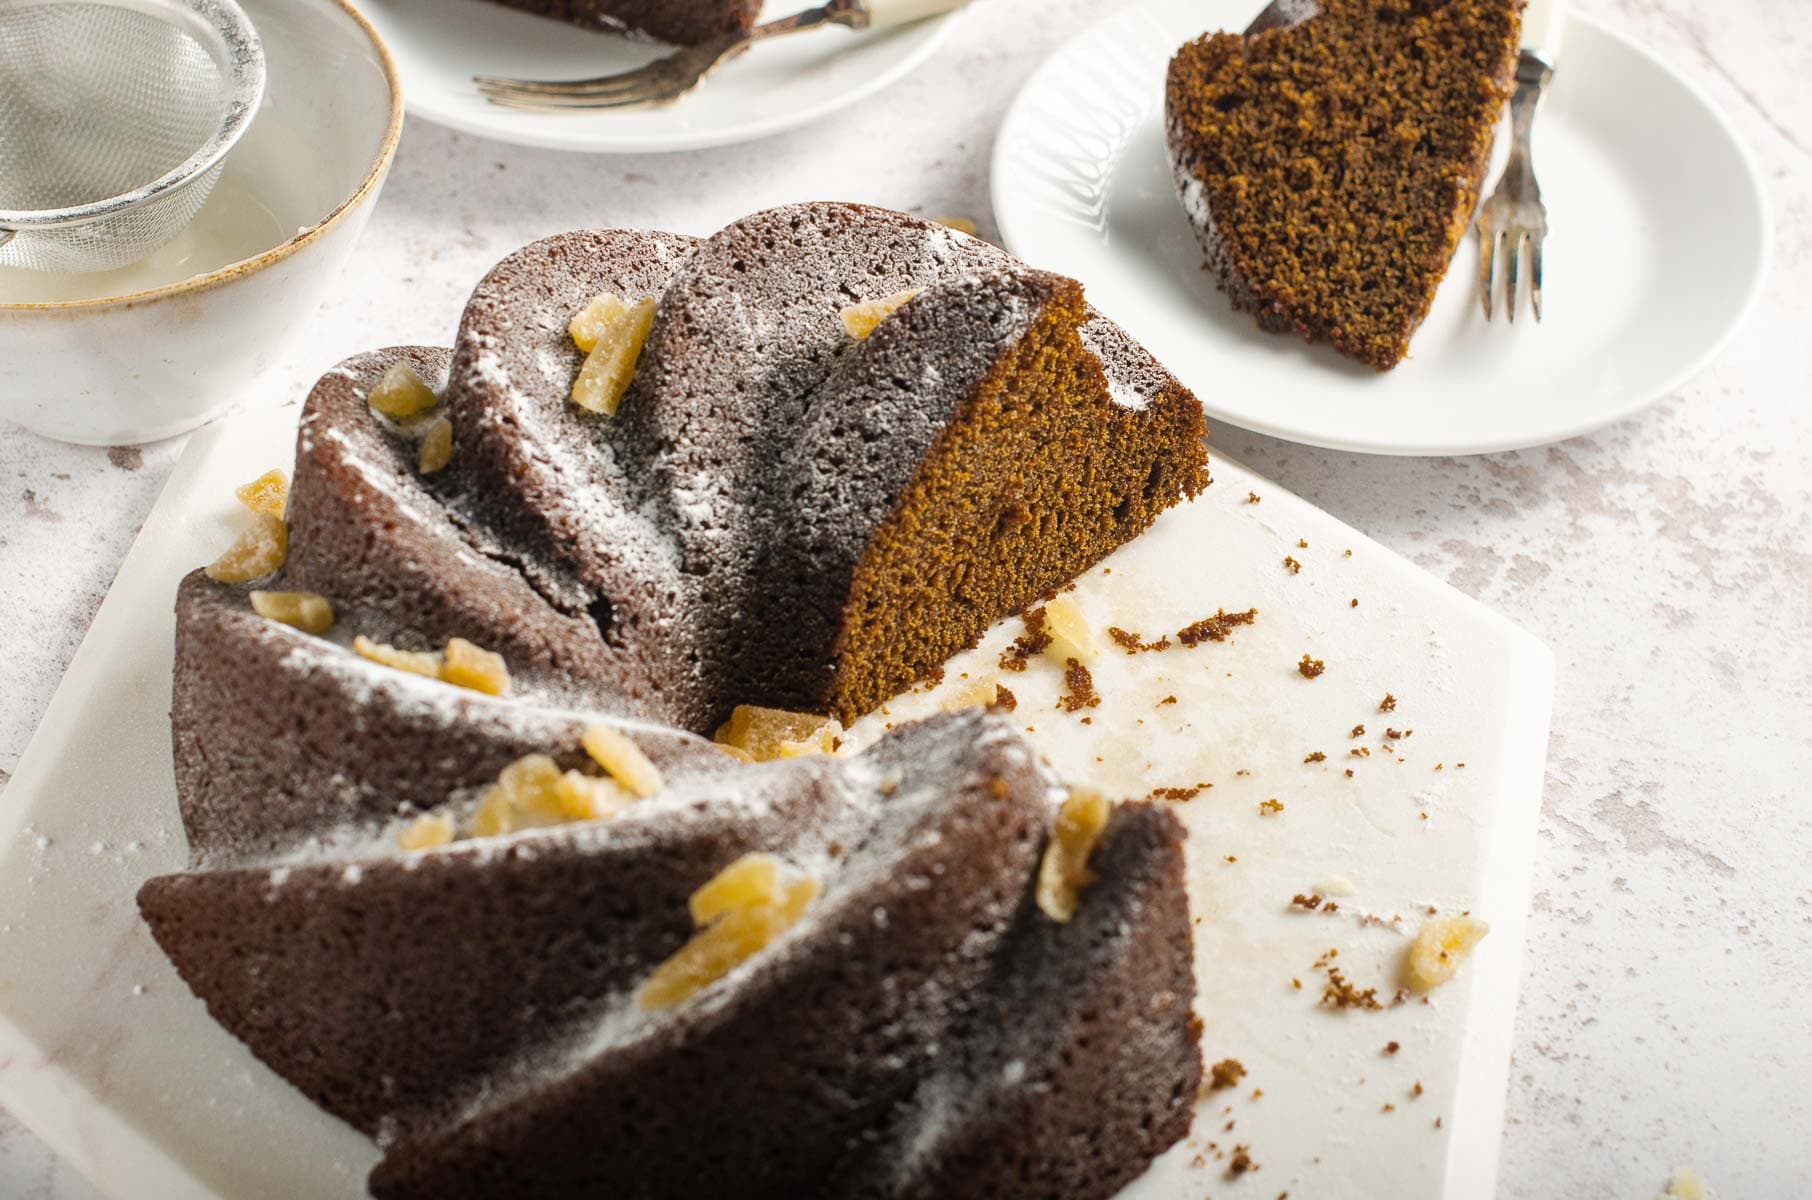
[0,403,1551,1200]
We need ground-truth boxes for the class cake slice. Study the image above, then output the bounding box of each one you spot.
[481,0,760,46]
[1166,0,1522,369]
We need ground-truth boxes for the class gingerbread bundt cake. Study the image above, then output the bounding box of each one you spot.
[1166,0,1522,369]
[141,203,1209,1197]
[481,0,760,46]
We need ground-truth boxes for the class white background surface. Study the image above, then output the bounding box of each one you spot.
[0,0,1806,1195]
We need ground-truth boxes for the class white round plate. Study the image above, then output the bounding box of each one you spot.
[991,0,1771,455]
[358,0,959,153]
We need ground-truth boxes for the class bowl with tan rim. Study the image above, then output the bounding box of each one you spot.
[0,0,403,445]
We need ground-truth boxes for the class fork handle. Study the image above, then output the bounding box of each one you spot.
[855,0,967,32]
[1519,0,1566,68]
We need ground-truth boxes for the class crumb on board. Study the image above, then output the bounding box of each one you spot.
[1351,724,1366,737]
[1259,798,1285,815]
[1304,750,1326,763]
[1283,555,1302,574]
[1157,694,1178,706]
[1207,1058,1247,1091]
[1056,658,1100,712]
[1298,654,1325,679]
[1227,1145,1256,1177]
[1177,607,1258,646]
[998,606,1052,672]
[1380,692,1398,712]
[1246,491,1261,503]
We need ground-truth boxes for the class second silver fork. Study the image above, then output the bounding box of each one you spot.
[1476,49,1554,323]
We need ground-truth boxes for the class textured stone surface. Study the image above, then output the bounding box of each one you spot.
[1,0,1808,1195]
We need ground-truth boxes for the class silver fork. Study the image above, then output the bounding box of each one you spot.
[1475,50,1554,323]
[476,0,965,112]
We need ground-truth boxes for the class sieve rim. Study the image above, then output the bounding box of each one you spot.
[0,0,267,230]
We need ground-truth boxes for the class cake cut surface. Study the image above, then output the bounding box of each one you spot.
[1166,0,1522,369]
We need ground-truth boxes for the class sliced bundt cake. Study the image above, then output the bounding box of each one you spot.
[1166,0,1522,369]
[481,0,760,45]
[142,204,1212,1198]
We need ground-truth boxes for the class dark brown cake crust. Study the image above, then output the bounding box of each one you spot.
[1165,0,1521,369]
[481,0,760,45]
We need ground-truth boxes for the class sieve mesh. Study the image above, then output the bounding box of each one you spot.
[0,0,264,274]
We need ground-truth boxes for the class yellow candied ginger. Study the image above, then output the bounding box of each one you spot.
[352,635,443,680]
[1041,594,1095,663]
[1405,914,1489,991]
[713,705,842,762]
[441,636,511,696]
[398,811,456,852]
[417,415,454,475]
[234,469,289,518]
[839,289,921,340]
[206,511,287,583]
[249,590,334,635]
[468,753,632,840]
[569,293,656,416]
[637,853,819,1010]
[581,723,664,798]
[1036,787,1111,922]
[366,362,439,418]
[352,634,513,695]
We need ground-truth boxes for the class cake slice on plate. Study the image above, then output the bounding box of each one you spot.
[482,0,760,45]
[1166,0,1522,370]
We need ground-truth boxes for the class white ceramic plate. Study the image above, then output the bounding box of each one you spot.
[0,401,1551,1199]
[991,0,1771,455]
[358,0,959,153]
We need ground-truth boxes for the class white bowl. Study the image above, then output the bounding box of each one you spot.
[0,0,404,446]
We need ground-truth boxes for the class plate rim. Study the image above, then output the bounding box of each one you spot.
[362,0,961,154]
[989,3,1774,457]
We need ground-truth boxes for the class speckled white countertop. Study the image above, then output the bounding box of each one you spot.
[1,0,1807,1196]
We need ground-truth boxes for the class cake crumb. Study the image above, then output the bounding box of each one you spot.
[1227,1146,1256,1177]
[1283,555,1302,574]
[1158,694,1178,706]
[1383,1041,1400,1055]
[1298,654,1325,679]
[1246,491,1262,503]
[1207,1058,1247,1091]
[1412,1081,1424,1098]
[1056,658,1101,712]
[1291,893,1323,910]
[1351,724,1366,737]
[1107,625,1173,654]
[1297,538,1308,549]
[1350,597,1359,608]
[992,684,1017,712]
[1304,750,1326,763]
[1177,607,1258,645]
[1259,798,1285,815]
[998,607,1053,671]
[1380,692,1398,712]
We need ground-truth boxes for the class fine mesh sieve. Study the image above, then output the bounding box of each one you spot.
[0,0,265,274]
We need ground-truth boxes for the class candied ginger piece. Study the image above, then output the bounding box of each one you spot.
[1405,915,1489,991]
[568,293,635,353]
[943,675,1003,712]
[351,635,442,679]
[234,469,289,518]
[366,362,439,418]
[1036,787,1111,922]
[440,636,510,695]
[248,590,334,635]
[570,296,656,416]
[581,723,664,797]
[637,854,819,1010]
[1041,594,1096,663]
[417,416,454,475]
[205,512,288,584]
[554,770,631,822]
[399,811,455,852]
[713,705,842,762]
[469,785,518,839]
[839,289,921,340]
